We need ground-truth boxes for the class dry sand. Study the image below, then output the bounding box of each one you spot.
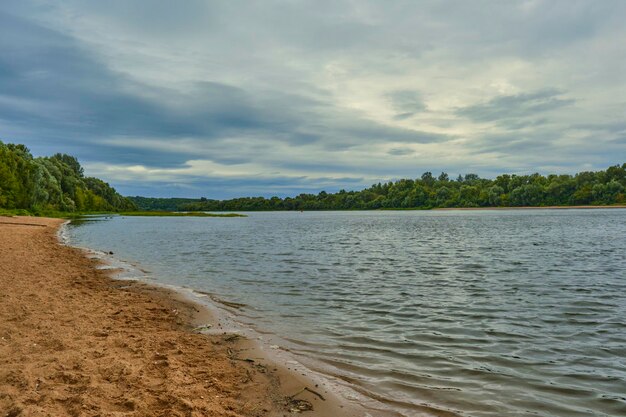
[0,217,377,417]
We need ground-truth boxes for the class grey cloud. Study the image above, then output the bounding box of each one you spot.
[393,113,415,121]
[456,89,575,124]
[468,135,553,154]
[612,136,626,145]
[385,90,426,120]
[387,147,414,156]
[463,128,625,178]
[503,118,550,130]
[45,1,624,57]
[115,173,372,199]
[0,12,263,139]
[411,1,624,59]
[0,8,433,166]
[323,117,452,149]
[573,121,626,134]
[0,1,624,198]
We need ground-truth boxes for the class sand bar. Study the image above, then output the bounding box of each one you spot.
[0,217,384,417]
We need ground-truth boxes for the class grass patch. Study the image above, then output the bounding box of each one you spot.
[0,207,120,219]
[0,208,79,218]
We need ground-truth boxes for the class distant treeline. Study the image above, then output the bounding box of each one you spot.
[130,163,626,211]
[128,197,199,212]
[0,141,135,213]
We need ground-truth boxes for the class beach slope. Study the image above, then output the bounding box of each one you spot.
[0,217,361,417]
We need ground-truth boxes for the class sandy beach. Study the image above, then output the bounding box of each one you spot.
[0,217,373,417]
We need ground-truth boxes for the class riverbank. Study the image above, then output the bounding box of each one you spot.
[434,205,626,210]
[0,217,374,417]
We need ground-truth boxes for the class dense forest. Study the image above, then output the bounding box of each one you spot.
[0,141,135,213]
[131,163,626,211]
[4,138,622,213]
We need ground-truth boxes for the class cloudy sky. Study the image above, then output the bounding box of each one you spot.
[1,1,625,198]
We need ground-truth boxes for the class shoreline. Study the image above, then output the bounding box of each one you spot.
[433,205,626,211]
[0,217,392,416]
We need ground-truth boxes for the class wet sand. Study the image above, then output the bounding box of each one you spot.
[0,217,375,417]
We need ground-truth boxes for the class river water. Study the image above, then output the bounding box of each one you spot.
[66,209,626,417]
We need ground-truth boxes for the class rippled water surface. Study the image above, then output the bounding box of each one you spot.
[68,210,626,416]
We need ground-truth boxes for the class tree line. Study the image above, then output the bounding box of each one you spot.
[0,141,136,213]
[131,163,626,211]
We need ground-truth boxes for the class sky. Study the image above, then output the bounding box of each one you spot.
[1,0,625,198]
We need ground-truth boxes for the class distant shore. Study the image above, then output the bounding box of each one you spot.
[434,205,626,211]
[0,217,373,417]
[118,211,247,217]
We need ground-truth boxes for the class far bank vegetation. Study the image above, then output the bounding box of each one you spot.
[131,164,626,211]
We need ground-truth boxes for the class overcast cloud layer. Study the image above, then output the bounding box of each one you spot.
[1,0,625,197]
